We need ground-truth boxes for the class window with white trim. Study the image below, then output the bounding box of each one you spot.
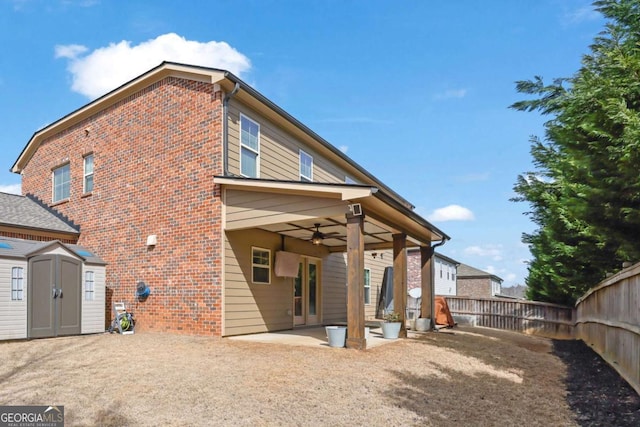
[491,280,501,296]
[364,268,371,305]
[240,114,260,178]
[11,267,24,301]
[85,271,95,301]
[52,163,71,202]
[251,247,271,284]
[299,150,313,182]
[84,154,94,193]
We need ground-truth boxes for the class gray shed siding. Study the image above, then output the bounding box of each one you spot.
[0,257,28,340]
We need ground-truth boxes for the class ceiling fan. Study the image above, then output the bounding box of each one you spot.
[310,223,340,245]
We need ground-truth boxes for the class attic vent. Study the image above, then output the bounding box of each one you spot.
[0,242,12,249]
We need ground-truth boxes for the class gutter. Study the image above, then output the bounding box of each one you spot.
[222,82,240,176]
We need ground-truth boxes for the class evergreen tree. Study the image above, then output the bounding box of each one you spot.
[511,0,640,304]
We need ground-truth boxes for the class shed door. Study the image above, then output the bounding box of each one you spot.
[28,255,82,338]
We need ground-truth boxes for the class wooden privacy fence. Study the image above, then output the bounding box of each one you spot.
[445,296,575,339]
[575,262,640,396]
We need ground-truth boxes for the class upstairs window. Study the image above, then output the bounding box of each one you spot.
[85,271,95,301]
[251,247,271,284]
[240,114,260,178]
[52,163,70,202]
[11,267,24,300]
[83,154,94,193]
[299,150,313,182]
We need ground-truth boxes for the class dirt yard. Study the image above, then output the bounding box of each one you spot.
[0,326,638,426]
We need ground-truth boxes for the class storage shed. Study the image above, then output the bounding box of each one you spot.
[0,237,106,340]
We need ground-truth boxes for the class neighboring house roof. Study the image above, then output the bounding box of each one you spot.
[0,192,79,235]
[0,236,106,265]
[434,252,459,265]
[457,263,503,283]
[407,248,460,265]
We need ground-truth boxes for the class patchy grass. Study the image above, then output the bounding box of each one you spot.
[0,327,585,426]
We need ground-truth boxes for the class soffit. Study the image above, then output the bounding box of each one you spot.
[216,177,446,251]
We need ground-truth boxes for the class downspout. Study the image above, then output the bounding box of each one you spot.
[222,82,240,176]
[429,237,449,331]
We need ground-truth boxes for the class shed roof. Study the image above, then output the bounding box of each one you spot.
[0,236,105,265]
[0,192,79,234]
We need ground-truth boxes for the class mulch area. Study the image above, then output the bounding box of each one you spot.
[552,340,640,426]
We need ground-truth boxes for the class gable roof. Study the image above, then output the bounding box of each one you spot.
[0,192,79,235]
[10,61,418,214]
[457,263,503,283]
[0,236,105,265]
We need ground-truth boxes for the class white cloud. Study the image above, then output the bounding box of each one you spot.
[55,44,88,59]
[427,204,475,222]
[483,265,515,282]
[0,183,21,194]
[464,244,503,261]
[434,88,467,100]
[339,145,349,153]
[564,6,601,25]
[55,33,252,99]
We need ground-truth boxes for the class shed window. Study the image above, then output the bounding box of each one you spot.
[11,267,24,301]
[85,271,95,301]
[84,154,94,193]
[240,114,260,178]
[252,247,271,284]
[364,268,371,305]
[53,163,71,202]
[299,150,313,182]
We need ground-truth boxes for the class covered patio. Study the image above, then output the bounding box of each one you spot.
[228,324,410,348]
[215,176,450,349]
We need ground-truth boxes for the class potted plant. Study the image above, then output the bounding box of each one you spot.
[381,311,402,339]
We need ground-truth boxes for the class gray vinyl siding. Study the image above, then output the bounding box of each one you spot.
[363,249,393,319]
[227,101,350,183]
[322,250,393,323]
[225,189,347,231]
[225,229,298,336]
[321,253,348,323]
[0,258,28,340]
[81,264,105,334]
[223,228,330,336]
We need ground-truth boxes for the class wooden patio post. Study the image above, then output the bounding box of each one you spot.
[393,233,408,338]
[420,245,435,330]
[346,213,366,350]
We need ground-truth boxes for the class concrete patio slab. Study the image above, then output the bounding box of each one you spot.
[227,325,402,349]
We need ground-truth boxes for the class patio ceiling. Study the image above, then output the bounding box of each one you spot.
[214,176,449,252]
[258,215,402,252]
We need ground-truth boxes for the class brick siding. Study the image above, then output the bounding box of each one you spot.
[0,230,78,244]
[407,250,420,290]
[456,278,492,298]
[21,77,225,336]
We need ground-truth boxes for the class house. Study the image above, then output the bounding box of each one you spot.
[456,263,503,298]
[9,61,450,348]
[407,250,459,296]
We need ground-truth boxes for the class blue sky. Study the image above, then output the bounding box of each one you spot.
[0,0,606,287]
